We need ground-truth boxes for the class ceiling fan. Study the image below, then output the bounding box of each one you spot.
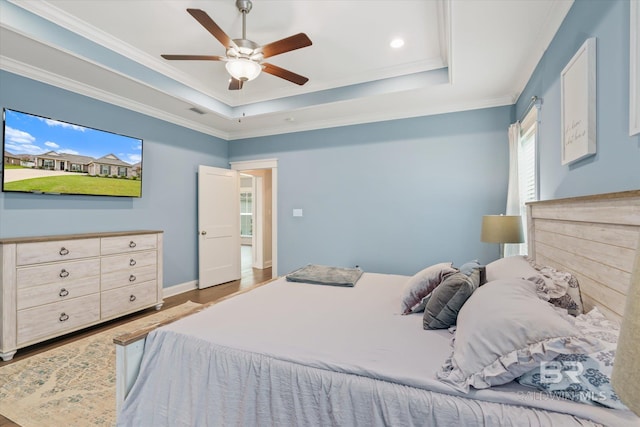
[161,0,312,90]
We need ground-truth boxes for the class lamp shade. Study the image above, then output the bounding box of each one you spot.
[480,215,524,244]
[225,58,262,82]
[611,235,640,415]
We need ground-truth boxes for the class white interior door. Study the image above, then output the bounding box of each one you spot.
[198,165,240,289]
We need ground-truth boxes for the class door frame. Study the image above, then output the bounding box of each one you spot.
[230,159,278,278]
[252,175,265,269]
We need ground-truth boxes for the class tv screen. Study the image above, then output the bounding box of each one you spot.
[2,109,143,197]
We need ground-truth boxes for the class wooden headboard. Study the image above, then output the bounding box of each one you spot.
[527,190,640,322]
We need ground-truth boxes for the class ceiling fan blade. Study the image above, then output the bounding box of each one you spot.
[261,33,312,59]
[229,78,244,90]
[161,54,225,61]
[262,63,309,86]
[187,8,235,49]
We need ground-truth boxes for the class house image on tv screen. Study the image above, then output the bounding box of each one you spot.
[3,150,22,166]
[33,151,141,178]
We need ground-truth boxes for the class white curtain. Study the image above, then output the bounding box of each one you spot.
[504,122,523,257]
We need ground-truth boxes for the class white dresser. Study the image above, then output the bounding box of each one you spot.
[0,230,163,361]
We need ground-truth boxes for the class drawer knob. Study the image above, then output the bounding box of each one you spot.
[59,312,69,322]
[59,288,69,297]
[59,269,70,278]
[129,294,137,302]
[59,247,69,256]
[129,241,136,248]
[129,274,136,282]
[129,258,136,266]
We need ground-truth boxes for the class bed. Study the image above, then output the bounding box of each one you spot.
[114,190,640,427]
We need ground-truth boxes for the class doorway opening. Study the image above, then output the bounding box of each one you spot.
[239,173,271,283]
[231,159,278,280]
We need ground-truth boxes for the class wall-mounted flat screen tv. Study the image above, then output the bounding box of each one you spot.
[2,108,143,197]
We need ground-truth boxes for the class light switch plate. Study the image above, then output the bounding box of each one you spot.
[293,209,303,217]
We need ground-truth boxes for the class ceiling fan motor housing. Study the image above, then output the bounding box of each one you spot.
[228,39,262,60]
[236,0,252,14]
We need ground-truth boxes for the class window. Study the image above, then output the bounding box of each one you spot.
[71,163,82,172]
[240,191,253,237]
[519,108,538,207]
[43,159,54,170]
[118,167,127,177]
[516,107,538,255]
[101,165,110,175]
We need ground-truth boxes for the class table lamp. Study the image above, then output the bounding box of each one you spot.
[481,215,524,258]
[611,236,640,415]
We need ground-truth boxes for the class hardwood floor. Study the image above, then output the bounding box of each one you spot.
[0,247,272,427]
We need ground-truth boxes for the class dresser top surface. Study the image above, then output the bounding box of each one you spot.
[0,230,163,245]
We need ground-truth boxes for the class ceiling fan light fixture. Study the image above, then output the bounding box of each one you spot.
[225,58,262,81]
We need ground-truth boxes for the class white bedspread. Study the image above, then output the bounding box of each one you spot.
[118,273,639,427]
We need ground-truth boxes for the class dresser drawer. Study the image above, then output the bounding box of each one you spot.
[101,234,157,255]
[17,276,100,310]
[16,238,100,266]
[101,250,157,274]
[101,264,157,291]
[17,294,100,346]
[16,258,100,289]
[101,280,157,319]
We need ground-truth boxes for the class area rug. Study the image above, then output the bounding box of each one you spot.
[0,301,201,427]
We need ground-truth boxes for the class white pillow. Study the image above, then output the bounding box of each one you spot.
[400,262,456,314]
[437,278,603,392]
[485,255,539,282]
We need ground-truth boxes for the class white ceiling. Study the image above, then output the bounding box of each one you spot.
[0,0,574,141]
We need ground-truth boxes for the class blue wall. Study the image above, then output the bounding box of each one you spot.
[516,0,640,199]
[0,70,229,287]
[230,107,512,274]
[0,66,512,284]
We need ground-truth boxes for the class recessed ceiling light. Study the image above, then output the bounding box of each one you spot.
[390,38,405,49]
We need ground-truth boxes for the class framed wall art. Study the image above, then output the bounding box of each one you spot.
[560,37,596,165]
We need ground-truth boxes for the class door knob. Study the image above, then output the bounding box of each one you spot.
[201,231,207,235]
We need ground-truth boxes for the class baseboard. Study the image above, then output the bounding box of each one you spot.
[163,280,198,298]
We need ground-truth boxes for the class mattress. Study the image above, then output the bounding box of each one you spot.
[118,273,639,427]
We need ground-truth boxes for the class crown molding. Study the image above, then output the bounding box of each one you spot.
[5,0,226,104]
[1,54,513,142]
[0,56,230,140]
[511,0,574,100]
[227,95,513,140]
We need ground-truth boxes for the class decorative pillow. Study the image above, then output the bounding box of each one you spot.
[547,273,583,316]
[459,260,481,276]
[423,270,480,330]
[517,308,627,409]
[436,278,603,393]
[527,259,584,316]
[400,262,457,314]
[477,266,487,286]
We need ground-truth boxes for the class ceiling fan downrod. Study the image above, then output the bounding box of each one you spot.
[236,0,252,40]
